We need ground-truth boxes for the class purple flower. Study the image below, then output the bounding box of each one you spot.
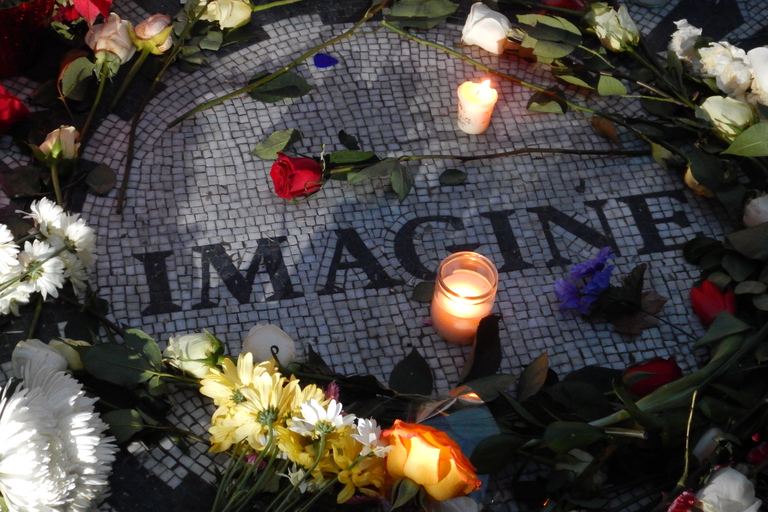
[555,279,581,312]
[583,265,614,296]
[313,53,339,68]
[570,247,614,279]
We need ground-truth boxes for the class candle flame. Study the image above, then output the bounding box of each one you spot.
[476,80,494,101]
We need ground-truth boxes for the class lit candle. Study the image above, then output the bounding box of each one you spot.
[430,252,498,344]
[456,79,498,135]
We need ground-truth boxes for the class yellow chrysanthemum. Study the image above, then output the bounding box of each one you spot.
[330,434,387,503]
[200,354,276,408]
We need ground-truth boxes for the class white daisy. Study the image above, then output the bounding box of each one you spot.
[18,239,66,299]
[62,252,89,294]
[61,216,96,271]
[0,272,32,316]
[22,197,66,238]
[288,398,355,437]
[281,465,310,494]
[352,418,392,458]
[0,224,19,275]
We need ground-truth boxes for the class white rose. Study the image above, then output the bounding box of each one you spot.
[700,95,757,142]
[164,332,222,378]
[85,12,136,64]
[204,0,253,29]
[668,19,702,71]
[39,125,80,160]
[695,467,762,512]
[12,338,68,379]
[743,193,768,227]
[242,323,297,367]
[747,46,768,107]
[585,3,639,52]
[461,2,511,56]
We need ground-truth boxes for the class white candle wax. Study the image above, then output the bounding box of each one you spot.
[431,269,495,344]
[457,79,498,135]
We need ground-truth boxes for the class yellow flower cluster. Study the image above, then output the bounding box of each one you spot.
[200,353,387,504]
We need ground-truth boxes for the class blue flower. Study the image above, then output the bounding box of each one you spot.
[583,265,614,297]
[313,53,339,68]
[570,247,614,279]
[554,279,581,312]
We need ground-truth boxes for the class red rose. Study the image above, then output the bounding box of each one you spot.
[0,84,30,134]
[690,280,736,326]
[541,0,586,10]
[269,152,323,200]
[624,357,683,397]
[747,442,768,468]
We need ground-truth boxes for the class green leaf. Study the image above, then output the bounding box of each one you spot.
[252,129,303,160]
[410,281,434,302]
[1,166,42,198]
[199,30,223,51]
[102,409,144,444]
[650,143,680,170]
[699,396,745,424]
[753,294,768,311]
[452,373,519,402]
[722,252,758,282]
[390,162,413,202]
[527,89,567,114]
[248,71,313,103]
[688,147,725,191]
[59,56,94,99]
[388,0,457,19]
[517,13,581,39]
[596,75,626,96]
[123,328,163,368]
[461,315,502,383]
[735,280,766,295]
[640,96,678,117]
[470,433,525,474]
[683,236,723,265]
[723,123,768,156]
[726,224,768,261]
[695,312,751,347]
[543,421,605,453]
[518,352,548,402]
[82,343,155,385]
[390,478,422,511]
[439,168,467,185]
[613,380,662,429]
[338,130,359,150]
[389,347,433,395]
[523,37,574,59]
[85,164,116,196]
[347,158,398,184]
[328,150,378,165]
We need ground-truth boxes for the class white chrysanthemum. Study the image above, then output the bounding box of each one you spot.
[699,42,752,96]
[288,399,356,437]
[0,366,117,512]
[0,267,32,316]
[352,418,392,458]
[0,224,20,275]
[17,239,66,299]
[23,197,66,238]
[62,252,89,294]
[61,216,96,270]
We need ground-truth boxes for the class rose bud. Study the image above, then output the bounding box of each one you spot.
[461,3,511,56]
[690,280,737,326]
[203,0,253,29]
[130,14,173,55]
[164,332,223,378]
[270,153,324,200]
[383,419,481,501]
[623,357,683,397]
[85,12,136,65]
[585,3,639,52]
[0,83,30,134]
[700,95,756,142]
[743,193,768,227]
[39,125,81,161]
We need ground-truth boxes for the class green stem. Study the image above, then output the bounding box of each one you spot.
[109,48,152,112]
[116,3,210,214]
[50,163,64,206]
[168,0,390,128]
[213,444,249,512]
[80,62,110,143]
[26,295,44,339]
[57,292,125,337]
[678,390,698,487]
[250,0,304,12]
[0,246,68,295]
[269,434,328,512]
[399,147,650,163]
[642,309,698,342]
[500,0,584,16]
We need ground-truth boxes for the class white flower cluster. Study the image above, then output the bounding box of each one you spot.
[669,19,768,106]
[0,198,96,316]
[0,341,117,511]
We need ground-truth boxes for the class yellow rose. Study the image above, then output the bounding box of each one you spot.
[382,420,481,501]
[39,125,80,161]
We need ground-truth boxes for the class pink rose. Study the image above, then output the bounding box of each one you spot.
[131,14,173,54]
[269,153,323,200]
[85,12,136,64]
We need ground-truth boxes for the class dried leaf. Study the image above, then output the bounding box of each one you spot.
[590,117,621,146]
[610,290,668,335]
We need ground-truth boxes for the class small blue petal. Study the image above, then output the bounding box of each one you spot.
[555,279,581,312]
[314,53,339,69]
[570,246,615,279]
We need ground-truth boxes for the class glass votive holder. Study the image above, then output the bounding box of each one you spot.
[430,251,498,344]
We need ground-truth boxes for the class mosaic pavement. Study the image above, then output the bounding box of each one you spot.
[1,0,767,510]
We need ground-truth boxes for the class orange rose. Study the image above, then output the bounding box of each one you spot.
[382,420,481,501]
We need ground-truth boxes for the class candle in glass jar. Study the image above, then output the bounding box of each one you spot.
[431,252,498,344]
[457,79,498,135]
